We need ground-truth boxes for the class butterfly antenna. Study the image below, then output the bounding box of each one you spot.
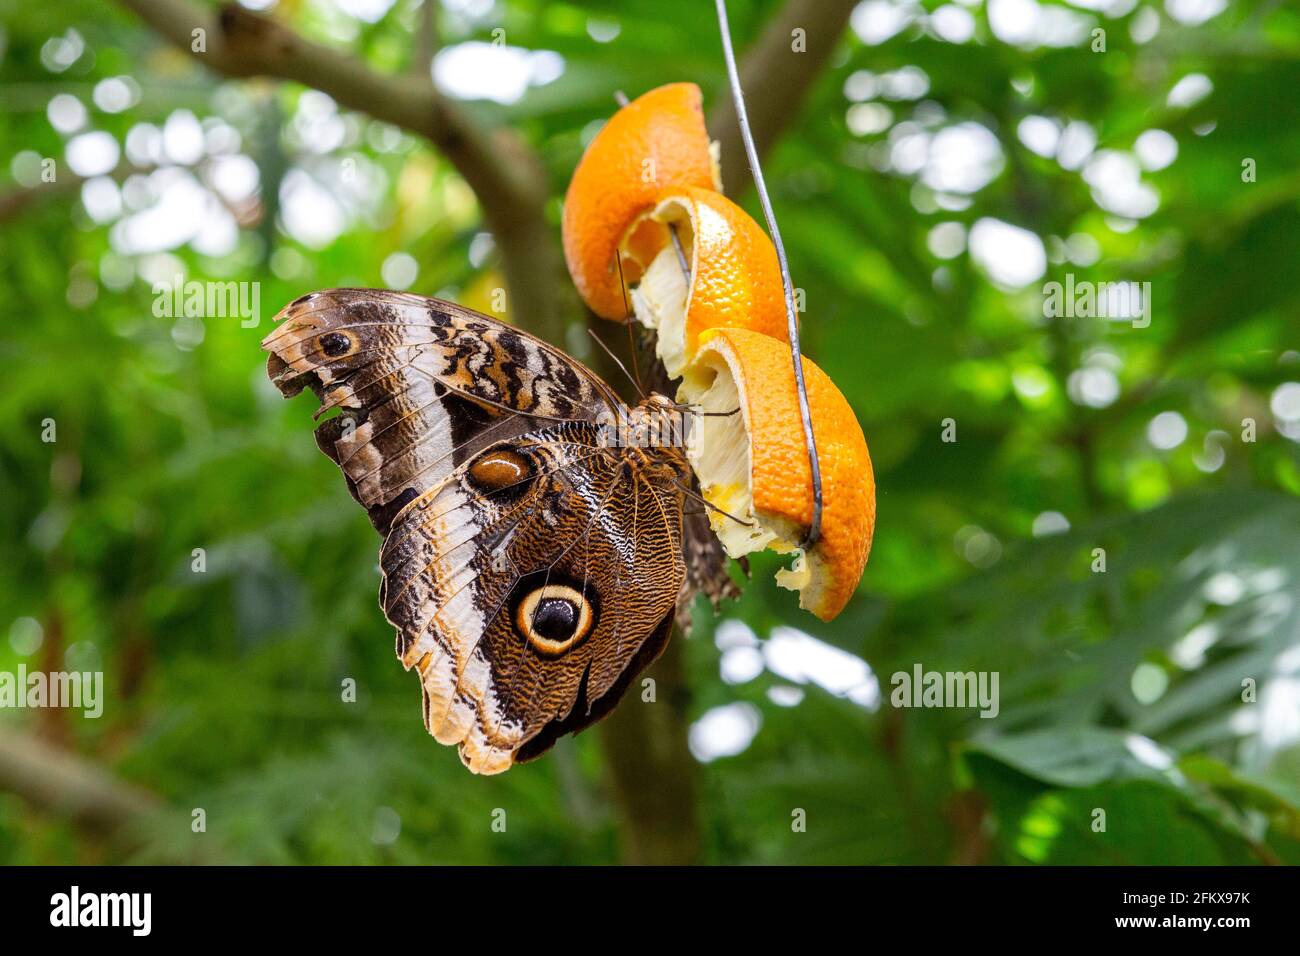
[587,327,646,400]
[714,0,823,551]
[613,250,648,398]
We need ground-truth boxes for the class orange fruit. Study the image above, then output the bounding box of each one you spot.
[680,328,875,621]
[562,83,721,321]
[629,186,789,378]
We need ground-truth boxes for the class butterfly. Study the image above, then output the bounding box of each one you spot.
[262,289,733,774]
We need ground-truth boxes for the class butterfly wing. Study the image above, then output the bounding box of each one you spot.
[382,422,686,773]
[262,288,620,533]
[262,289,686,773]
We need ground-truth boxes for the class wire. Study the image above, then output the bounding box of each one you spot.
[712,0,823,550]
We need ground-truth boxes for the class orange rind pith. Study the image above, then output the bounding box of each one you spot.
[679,328,875,621]
[629,186,790,378]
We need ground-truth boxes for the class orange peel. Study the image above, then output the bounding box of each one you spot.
[680,328,875,621]
[562,83,721,321]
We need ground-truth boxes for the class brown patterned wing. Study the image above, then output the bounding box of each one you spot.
[261,288,620,534]
[263,289,688,774]
[380,421,688,774]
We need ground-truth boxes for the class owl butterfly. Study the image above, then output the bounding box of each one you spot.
[262,289,723,775]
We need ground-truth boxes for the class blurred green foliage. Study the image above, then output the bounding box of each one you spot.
[1,0,1298,864]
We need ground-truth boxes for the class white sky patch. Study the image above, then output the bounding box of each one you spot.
[1068,366,1120,408]
[209,154,260,203]
[443,0,495,20]
[968,217,1046,289]
[1131,6,1160,42]
[163,109,205,165]
[1270,382,1300,422]
[1204,571,1246,606]
[1194,430,1229,472]
[767,685,806,707]
[880,66,930,101]
[381,251,418,290]
[987,0,1039,45]
[433,42,564,105]
[47,93,87,134]
[279,168,347,248]
[715,618,759,650]
[336,0,397,22]
[988,0,1093,47]
[1260,677,1300,753]
[1166,0,1227,25]
[289,91,347,155]
[1083,150,1159,218]
[923,123,1004,194]
[844,70,880,101]
[191,200,239,258]
[126,123,163,166]
[721,646,765,684]
[1034,4,1094,45]
[1018,115,1060,157]
[41,29,84,73]
[850,0,920,44]
[206,121,242,156]
[1032,511,1070,537]
[930,4,975,42]
[1168,73,1213,109]
[109,168,209,254]
[928,221,966,259]
[1134,129,1178,171]
[1056,120,1097,170]
[66,131,120,177]
[689,702,762,762]
[763,626,880,709]
[93,76,140,113]
[1131,662,1169,704]
[586,17,620,43]
[1147,411,1188,450]
[889,123,929,175]
[846,102,893,136]
[468,231,495,268]
[81,176,122,223]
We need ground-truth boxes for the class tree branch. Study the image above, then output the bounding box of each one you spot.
[597,638,702,864]
[116,0,566,343]
[411,0,439,78]
[0,726,159,834]
[707,0,858,198]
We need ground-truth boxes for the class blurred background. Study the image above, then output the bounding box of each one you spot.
[1,0,1299,865]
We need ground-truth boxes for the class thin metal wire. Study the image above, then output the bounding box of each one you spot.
[667,222,691,276]
[713,0,823,549]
